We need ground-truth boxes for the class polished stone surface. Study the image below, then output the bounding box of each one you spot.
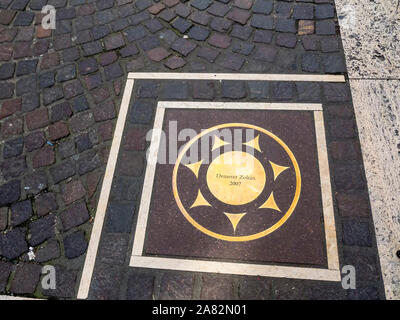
[335,0,400,79]
[350,79,400,300]
[144,109,327,266]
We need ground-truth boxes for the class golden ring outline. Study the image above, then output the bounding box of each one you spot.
[172,123,302,242]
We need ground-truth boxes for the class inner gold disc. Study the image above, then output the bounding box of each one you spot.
[206,151,266,206]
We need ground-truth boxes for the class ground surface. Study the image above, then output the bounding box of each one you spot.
[0,0,391,299]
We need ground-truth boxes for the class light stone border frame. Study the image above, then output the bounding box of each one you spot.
[77,73,345,299]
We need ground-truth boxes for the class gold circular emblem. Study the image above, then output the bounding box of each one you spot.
[172,123,301,242]
[206,151,266,206]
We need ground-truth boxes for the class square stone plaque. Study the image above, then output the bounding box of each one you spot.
[130,101,340,281]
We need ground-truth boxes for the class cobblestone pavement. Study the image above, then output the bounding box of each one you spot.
[0,0,384,299]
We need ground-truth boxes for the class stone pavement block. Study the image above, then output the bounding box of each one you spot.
[208,32,232,48]
[126,273,154,300]
[32,146,55,168]
[254,45,277,62]
[347,287,380,300]
[160,273,193,300]
[29,214,56,246]
[330,140,362,161]
[129,100,154,124]
[64,231,88,259]
[336,193,369,218]
[109,176,141,202]
[147,46,171,62]
[86,170,102,198]
[342,220,372,247]
[24,131,46,152]
[10,263,42,294]
[217,53,245,70]
[0,261,13,293]
[253,0,273,14]
[171,38,197,56]
[93,99,116,122]
[90,264,123,300]
[251,14,274,30]
[48,121,70,141]
[77,150,102,175]
[3,137,24,159]
[1,117,23,138]
[0,207,7,231]
[62,180,86,205]
[296,82,321,101]
[35,192,58,217]
[0,98,21,119]
[75,132,93,153]
[192,81,216,99]
[98,233,129,265]
[271,279,311,300]
[222,81,247,99]
[1,156,26,180]
[71,95,90,113]
[0,62,15,80]
[334,165,365,190]
[248,81,270,99]
[0,228,28,260]
[227,7,251,25]
[191,0,212,11]
[26,108,49,130]
[272,82,294,100]
[105,203,136,233]
[308,283,346,300]
[50,159,76,184]
[344,249,380,282]
[323,83,351,102]
[35,239,61,263]
[122,127,148,151]
[239,277,271,300]
[196,46,219,62]
[11,200,32,227]
[165,56,187,69]
[24,171,47,196]
[60,201,90,231]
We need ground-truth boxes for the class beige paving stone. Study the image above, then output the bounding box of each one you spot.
[350,79,400,300]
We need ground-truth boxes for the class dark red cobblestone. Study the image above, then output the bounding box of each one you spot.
[10,263,42,294]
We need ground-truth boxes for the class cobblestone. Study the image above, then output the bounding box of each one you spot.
[0,228,28,260]
[60,201,90,231]
[28,214,55,246]
[160,273,193,300]
[64,230,88,259]
[35,239,61,263]
[126,273,154,300]
[24,131,46,152]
